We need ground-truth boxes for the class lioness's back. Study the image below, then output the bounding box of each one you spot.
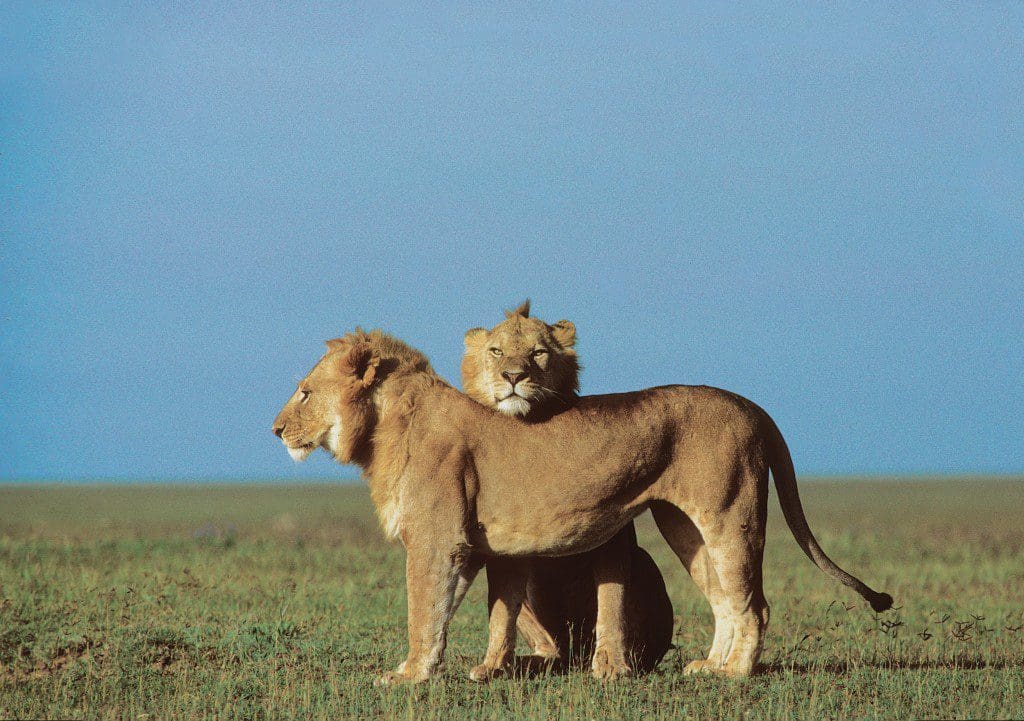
[564,384,765,436]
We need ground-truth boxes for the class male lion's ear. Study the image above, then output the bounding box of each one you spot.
[339,342,381,388]
[464,327,488,351]
[325,338,346,352]
[550,320,576,348]
[505,299,530,319]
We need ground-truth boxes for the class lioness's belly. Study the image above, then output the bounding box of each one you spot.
[474,505,641,557]
[469,420,668,556]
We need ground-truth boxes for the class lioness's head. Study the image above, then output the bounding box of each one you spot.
[461,300,579,418]
[272,330,433,465]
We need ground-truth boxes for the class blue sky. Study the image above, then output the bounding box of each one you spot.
[1,2,1021,481]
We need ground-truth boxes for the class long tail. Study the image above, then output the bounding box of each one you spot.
[762,413,893,612]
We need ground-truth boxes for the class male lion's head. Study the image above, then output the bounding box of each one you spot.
[461,300,579,419]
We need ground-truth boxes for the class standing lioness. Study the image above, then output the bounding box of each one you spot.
[273,329,892,684]
[460,301,673,679]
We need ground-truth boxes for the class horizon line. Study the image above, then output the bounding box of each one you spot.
[1,473,1022,486]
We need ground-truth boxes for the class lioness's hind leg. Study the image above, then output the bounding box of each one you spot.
[651,503,733,670]
[688,546,733,668]
[701,534,769,678]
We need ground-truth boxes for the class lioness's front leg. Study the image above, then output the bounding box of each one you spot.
[591,527,633,681]
[376,542,469,686]
[469,557,527,682]
[450,554,485,616]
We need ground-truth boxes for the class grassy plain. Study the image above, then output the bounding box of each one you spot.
[1,479,1022,719]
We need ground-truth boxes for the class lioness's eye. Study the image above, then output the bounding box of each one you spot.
[299,390,310,403]
[488,347,503,357]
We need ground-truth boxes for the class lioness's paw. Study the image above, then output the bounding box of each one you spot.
[374,671,401,687]
[683,659,719,676]
[469,663,506,682]
[591,649,633,681]
[374,669,425,686]
[683,659,748,678]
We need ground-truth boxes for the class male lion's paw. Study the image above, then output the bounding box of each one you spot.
[468,663,506,683]
[529,643,561,661]
[591,648,633,681]
[521,653,563,675]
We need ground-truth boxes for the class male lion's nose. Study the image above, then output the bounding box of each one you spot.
[502,370,528,387]
[273,423,285,438]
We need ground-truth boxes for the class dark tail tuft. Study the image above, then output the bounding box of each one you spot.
[870,592,894,613]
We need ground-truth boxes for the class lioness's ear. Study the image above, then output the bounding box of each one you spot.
[505,299,530,319]
[339,342,381,388]
[550,320,576,348]
[464,327,488,351]
[325,338,346,352]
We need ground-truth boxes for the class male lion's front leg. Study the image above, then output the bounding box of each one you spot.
[376,542,469,686]
[469,557,527,682]
[591,527,634,681]
[515,600,562,662]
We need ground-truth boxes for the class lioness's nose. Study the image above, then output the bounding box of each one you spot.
[502,370,528,386]
[273,423,285,438]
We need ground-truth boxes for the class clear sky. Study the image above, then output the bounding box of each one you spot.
[2,3,1021,481]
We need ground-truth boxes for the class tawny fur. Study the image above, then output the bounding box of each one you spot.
[273,329,893,685]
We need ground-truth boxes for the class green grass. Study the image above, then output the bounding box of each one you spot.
[1,479,1022,720]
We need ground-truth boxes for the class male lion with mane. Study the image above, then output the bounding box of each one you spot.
[460,301,673,679]
[272,328,892,685]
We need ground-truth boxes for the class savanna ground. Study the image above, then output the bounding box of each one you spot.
[0,479,1021,720]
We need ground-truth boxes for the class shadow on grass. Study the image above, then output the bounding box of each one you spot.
[444,652,1015,682]
[759,658,1013,674]
[454,653,677,681]
[499,655,1017,679]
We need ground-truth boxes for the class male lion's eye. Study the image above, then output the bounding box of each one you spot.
[531,349,548,358]
[488,348,503,357]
